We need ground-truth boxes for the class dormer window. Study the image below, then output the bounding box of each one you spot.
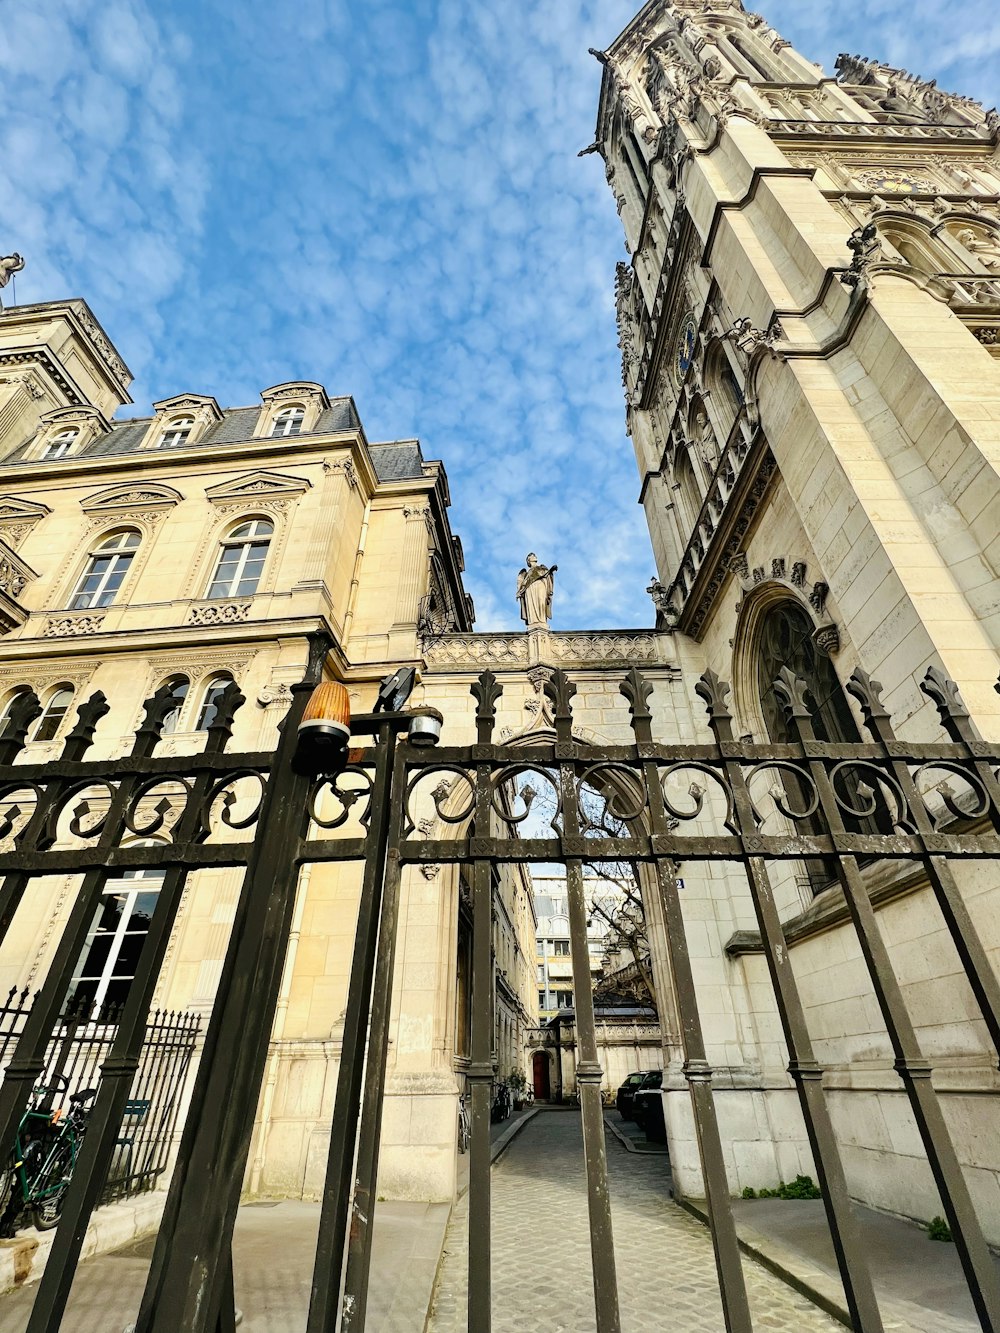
[271,406,305,438]
[41,430,78,460]
[159,416,195,449]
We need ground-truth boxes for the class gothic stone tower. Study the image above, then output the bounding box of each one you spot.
[592,1,1000,1231]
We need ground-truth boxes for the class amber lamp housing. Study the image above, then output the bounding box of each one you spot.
[295,680,351,775]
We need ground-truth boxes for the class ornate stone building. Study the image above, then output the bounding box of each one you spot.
[0,296,545,1206]
[594,0,1000,1234]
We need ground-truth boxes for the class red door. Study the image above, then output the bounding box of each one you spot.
[532,1050,550,1100]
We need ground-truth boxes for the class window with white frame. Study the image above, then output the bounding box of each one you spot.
[33,684,75,742]
[206,519,273,599]
[270,406,304,437]
[195,675,234,730]
[159,415,195,449]
[69,529,142,610]
[68,867,164,1012]
[41,429,78,460]
[159,676,190,734]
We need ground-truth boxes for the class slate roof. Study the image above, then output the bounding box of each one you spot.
[5,399,426,483]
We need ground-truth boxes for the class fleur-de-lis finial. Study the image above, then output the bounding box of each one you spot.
[61,690,111,761]
[846,667,888,724]
[620,667,653,721]
[695,669,732,721]
[920,665,969,722]
[772,667,811,720]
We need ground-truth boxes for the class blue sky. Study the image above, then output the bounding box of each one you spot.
[1,1,997,632]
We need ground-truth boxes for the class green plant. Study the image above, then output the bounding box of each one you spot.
[927,1215,953,1242]
[507,1069,527,1094]
[741,1175,822,1201]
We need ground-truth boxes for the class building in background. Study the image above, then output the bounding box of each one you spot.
[595,0,1000,1231]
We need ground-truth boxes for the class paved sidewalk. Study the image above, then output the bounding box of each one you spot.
[0,1197,449,1332]
[426,1108,843,1332]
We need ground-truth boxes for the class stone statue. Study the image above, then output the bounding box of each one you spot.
[517,553,557,630]
[957,227,1000,271]
[0,254,24,289]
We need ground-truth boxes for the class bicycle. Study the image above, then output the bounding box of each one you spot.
[0,1075,96,1234]
[457,1094,471,1154]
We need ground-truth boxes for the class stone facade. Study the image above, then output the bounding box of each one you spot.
[0,298,533,1207]
[594,0,1000,1234]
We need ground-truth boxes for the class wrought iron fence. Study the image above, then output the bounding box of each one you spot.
[0,986,200,1208]
[0,629,999,1333]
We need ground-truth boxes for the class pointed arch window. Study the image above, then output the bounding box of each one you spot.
[759,602,858,746]
[270,406,304,438]
[70,530,141,610]
[195,674,234,730]
[33,684,75,743]
[42,429,78,460]
[206,519,273,599]
[159,416,195,449]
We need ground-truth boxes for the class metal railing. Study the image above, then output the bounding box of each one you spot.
[1,633,1000,1332]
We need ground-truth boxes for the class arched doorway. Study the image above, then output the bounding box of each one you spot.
[532,1049,550,1100]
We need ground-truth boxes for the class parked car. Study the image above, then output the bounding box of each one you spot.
[616,1070,651,1121]
[631,1069,666,1142]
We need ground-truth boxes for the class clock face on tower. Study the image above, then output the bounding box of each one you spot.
[674,312,697,384]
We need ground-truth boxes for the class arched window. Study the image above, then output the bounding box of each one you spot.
[159,676,189,735]
[68,864,165,1012]
[159,416,194,448]
[42,429,78,460]
[206,519,273,599]
[0,686,33,738]
[758,600,858,746]
[33,684,75,743]
[270,406,304,438]
[672,446,703,534]
[70,529,142,610]
[195,674,234,730]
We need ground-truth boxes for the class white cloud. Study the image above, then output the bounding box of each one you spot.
[0,1,994,633]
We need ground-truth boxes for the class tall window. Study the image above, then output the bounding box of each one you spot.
[758,600,883,890]
[42,430,78,460]
[69,530,141,610]
[159,416,194,448]
[206,520,272,599]
[195,675,234,730]
[33,684,75,742]
[68,868,164,1012]
[160,676,189,734]
[758,601,858,746]
[270,406,304,437]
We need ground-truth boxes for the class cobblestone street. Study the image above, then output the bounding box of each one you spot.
[427,1110,841,1333]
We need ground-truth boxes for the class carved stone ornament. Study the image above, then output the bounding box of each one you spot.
[325,458,358,489]
[812,624,841,656]
[44,614,106,638]
[187,601,253,627]
[0,560,26,598]
[973,326,999,345]
[257,682,294,708]
[647,577,672,614]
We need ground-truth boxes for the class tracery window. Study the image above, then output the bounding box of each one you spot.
[33,684,75,743]
[69,530,142,610]
[270,406,304,438]
[758,601,858,746]
[206,519,273,599]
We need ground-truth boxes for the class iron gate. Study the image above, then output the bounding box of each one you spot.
[0,627,999,1332]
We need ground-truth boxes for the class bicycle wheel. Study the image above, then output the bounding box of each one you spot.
[30,1140,73,1231]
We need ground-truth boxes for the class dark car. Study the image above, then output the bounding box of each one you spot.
[616,1070,651,1121]
[631,1069,665,1142]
